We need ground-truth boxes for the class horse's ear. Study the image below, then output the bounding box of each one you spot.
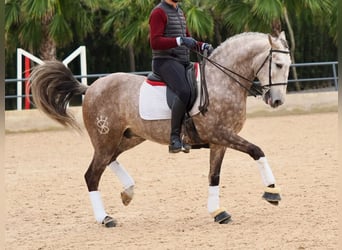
[268,32,286,48]
[279,31,286,41]
[268,34,274,46]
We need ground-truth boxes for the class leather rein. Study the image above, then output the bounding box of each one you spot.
[194,48,290,98]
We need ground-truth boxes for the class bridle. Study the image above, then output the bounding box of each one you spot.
[255,49,291,89]
[193,47,290,97]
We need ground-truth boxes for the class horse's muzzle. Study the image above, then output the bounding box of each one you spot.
[264,92,284,108]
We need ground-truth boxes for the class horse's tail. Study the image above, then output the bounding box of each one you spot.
[30,60,88,130]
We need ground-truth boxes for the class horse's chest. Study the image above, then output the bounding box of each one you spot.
[195,100,246,138]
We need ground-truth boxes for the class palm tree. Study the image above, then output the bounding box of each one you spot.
[216,0,335,90]
[101,0,154,72]
[182,0,214,41]
[5,0,101,60]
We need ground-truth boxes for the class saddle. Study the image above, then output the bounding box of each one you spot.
[145,62,208,147]
[147,63,198,112]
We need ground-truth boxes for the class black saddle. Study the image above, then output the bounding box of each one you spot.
[147,63,198,112]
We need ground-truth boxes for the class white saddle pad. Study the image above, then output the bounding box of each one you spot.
[139,63,202,120]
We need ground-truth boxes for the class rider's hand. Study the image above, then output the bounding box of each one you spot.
[180,37,197,49]
[202,43,214,56]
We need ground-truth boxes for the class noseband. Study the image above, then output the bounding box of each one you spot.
[255,49,290,88]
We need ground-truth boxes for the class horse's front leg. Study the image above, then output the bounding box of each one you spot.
[224,133,281,205]
[208,144,232,224]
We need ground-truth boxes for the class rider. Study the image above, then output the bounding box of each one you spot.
[149,0,213,153]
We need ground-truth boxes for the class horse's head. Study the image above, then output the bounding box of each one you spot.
[255,31,291,108]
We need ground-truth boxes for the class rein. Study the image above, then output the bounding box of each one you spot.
[197,50,210,114]
[193,48,290,97]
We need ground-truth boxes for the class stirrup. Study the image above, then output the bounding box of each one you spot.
[169,139,191,153]
[169,139,182,153]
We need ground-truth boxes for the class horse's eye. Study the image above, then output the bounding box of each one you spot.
[275,63,283,69]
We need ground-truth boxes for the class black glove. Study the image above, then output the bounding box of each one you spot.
[180,37,197,49]
[202,43,214,56]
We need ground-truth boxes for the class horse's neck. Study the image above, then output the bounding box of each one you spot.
[216,37,268,73]
[205,35,268,102]
[210,35,269,82]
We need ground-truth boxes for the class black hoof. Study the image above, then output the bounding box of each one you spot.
[214,211,231,224]
[262,192,281,206]
[102,216,117,228]
[267,200,279,206]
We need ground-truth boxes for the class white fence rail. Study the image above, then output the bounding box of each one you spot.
[5,60,338,111]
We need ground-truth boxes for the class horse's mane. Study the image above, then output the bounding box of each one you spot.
[226,32,267,43]
[209,32,269,69]
[213,32,267,56]
[213,32,288,57]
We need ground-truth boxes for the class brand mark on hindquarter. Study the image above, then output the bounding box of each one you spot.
[96,115,110,134]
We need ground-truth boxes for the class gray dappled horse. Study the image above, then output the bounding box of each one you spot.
[30,31,291,227]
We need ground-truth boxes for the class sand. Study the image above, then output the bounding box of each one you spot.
[5,112,338,250]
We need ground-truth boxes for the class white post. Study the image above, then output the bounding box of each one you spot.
[16,49,44,110]
[80,46,87,86]
[16,46,87,110]
[16,49,22,110]
[62,46,87,86]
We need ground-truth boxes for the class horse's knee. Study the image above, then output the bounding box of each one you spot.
[248,145,265,160]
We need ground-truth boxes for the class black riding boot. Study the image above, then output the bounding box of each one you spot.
[169,97,191,153]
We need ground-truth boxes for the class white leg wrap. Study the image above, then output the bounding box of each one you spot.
[108,161,135,190]
[89,191,108,223]
[256,157,276,186]
[207,186,220,214]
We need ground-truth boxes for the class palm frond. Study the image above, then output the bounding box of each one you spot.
[252,0,282,21]
[5,1,20,28]
[19,19,42,51]
[22,0,53,19]
[49,13,73,46]
[186,5,214,40]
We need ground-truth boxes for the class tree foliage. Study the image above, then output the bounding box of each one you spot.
[5,0,337,75]
[5,0,101,59]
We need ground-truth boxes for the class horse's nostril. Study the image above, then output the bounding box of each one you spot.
[273,100,282,107]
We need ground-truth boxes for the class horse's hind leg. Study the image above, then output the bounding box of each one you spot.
[107,136,146,206]
[85,153,117,227]
[108,161,135,206]
[85,136,145,227]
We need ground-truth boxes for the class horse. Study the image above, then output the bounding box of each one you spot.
[30,31,291,227]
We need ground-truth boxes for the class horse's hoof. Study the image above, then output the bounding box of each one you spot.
[266,200,279,206]
[182,143,191,153]
[102,216,117,228]
[262,186,281,206]
[121,186,134,206]
[214,211,232,224]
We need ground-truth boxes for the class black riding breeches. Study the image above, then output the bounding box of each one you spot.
[152,59,191,107]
